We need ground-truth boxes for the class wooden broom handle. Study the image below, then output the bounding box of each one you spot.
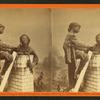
[71,51,93,92]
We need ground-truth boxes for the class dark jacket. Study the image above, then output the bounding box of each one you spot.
[89,44,100,54]
[13,44,39,64]
[63,33,89,64]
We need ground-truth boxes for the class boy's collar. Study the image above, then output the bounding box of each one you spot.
[19,44,29,48]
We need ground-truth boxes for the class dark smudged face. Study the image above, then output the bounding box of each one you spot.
[0,27,5,34]
[73,26,80,33]
[21,35,29,46]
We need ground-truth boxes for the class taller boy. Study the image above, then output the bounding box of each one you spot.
[63,22,90,90]
[0,24,13,77]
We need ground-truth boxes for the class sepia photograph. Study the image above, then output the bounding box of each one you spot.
[1,7,100,93]
[0,8,51,92]
[52,8,100,92]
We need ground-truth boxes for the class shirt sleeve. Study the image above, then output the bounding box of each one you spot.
[70,35,90,51]
[0,41,13,49]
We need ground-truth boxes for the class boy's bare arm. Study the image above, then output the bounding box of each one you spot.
[70,35,90,51]
[0,41,14,50]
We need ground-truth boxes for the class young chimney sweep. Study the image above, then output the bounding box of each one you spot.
[13,34,39,73]
[63,22,90,90]
[0,24,14,80]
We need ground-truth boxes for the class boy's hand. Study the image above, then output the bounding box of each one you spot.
[88,46,94,51]
[33,58,39,65]
[84,46,93,53]
[27,60,32,67]
[33,61,38,65]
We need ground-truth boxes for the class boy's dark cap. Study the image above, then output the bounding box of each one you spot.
[0,24,5,28]
[69,22,81,28]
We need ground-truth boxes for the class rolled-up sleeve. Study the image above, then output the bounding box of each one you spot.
[0,41,13,50]
[70,35,89,51]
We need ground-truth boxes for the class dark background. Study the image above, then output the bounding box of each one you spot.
[0,97,100,100]
[0,0,100,4]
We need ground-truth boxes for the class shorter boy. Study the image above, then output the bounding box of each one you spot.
[13,34,39,73]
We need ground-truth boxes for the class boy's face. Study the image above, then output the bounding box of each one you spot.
[21,36,29,45]
[73,26,80,33]
[0,27,5,34]
[96,35,100,45]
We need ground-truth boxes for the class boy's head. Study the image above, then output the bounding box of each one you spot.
[68,22,81,33]
[20,34,30,46]
[96,33,100,45]
[0,24,5,34]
